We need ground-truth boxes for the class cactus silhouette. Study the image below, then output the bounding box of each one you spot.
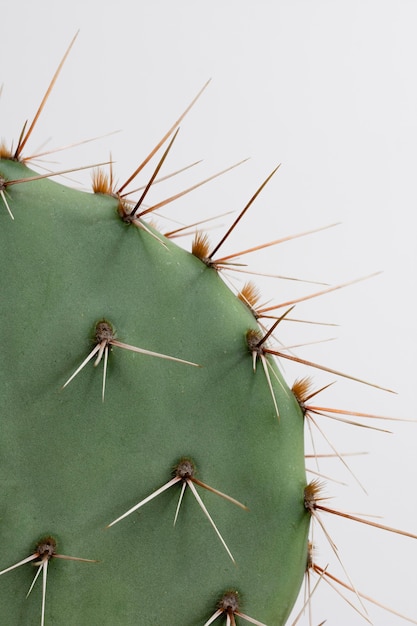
[1,33,416,626]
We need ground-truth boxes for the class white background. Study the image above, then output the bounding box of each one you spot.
[2,2,417,624]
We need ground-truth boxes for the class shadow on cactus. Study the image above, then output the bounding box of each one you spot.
[1,32,416,626]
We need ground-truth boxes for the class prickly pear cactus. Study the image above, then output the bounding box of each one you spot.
[0,116,310,623]
[1,36,416,626]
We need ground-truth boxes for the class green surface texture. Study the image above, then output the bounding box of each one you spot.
[0,159,310,625]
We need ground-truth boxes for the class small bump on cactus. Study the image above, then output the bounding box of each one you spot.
[0,535,97,626]
[204,590,267,626]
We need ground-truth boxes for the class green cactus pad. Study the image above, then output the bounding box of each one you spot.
[0,158,309,625]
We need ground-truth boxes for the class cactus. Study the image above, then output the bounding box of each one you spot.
[1,33,416,626]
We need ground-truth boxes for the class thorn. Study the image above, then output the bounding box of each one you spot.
[22,130,121,164]
[14,31,79,159]
[311,560,417,624]
[253,314,395,394]
[102,344,109,403]
[292,377,404,434]
[26,559,45,598]
[302,393,417,426]
[110,339,200,367]
[173,481,187,526]
[129,128,180,218]
[62,320,200,400]
[204,609,223,626]
[213,223,340,266]
[0,535,96,626]
[40,559,48,626]
[304,483,372,621]
[254,306,296,347]
[123,159,203,198]
[106,477,180,528]
[232,266,331,285]
[290,563,328,626]
[305,481,417,622]
[260,354,281,419]
[305,452,369,459]
[305,467,349,487]
[258,272,383,315]
[129,217,170,249]
[62,343,102,390]
[305,412,370,493]
[163,209,235,239]
[316,502,417,540]
[136,159,248,219]
[209,166,281,260]
[0,187,14,219]
[107,458,246,563]
[191,477,248,511]
[246,308,295,419]
[186,479,236,564]
[4,161,112,187]
[117,79,211,195]
[0,553,39,577]
[238,284,336,328]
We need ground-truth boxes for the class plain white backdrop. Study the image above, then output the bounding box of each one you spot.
[2,2,417,624]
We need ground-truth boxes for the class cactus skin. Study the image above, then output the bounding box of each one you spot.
[0,153,310,624]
